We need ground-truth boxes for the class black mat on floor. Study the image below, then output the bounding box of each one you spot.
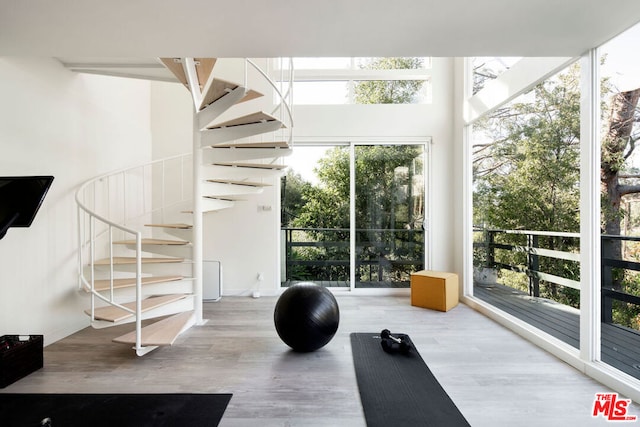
[0,393,232,427]
[351,332,470,427]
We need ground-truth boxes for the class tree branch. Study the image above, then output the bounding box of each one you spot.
[618,183,640,196]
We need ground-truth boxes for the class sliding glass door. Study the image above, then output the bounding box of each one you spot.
[354,144,426,288]
[281,141,427,290]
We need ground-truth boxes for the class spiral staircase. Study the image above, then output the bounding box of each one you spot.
[75,58,293,356]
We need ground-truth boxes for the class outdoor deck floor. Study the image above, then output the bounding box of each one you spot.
[474,282,640,380]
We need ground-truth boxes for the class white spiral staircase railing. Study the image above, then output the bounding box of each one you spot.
[75,58,293,356]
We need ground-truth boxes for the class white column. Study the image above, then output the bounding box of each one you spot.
[462,57,475,296]
[192,111,204,324]
[349,142,356,291]
[579,48,601,362]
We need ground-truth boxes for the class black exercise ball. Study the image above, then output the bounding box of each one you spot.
[274,282,340,352]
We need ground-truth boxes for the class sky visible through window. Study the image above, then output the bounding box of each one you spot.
[290,57,431,105]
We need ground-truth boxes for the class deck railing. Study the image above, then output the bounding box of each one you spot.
[474,228,640,325]
[601,234,640,323]
[282,227,424,286]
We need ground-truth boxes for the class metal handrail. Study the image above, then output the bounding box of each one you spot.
[246,58,294,146]
[76,152,193,353]
[74,58,294,354]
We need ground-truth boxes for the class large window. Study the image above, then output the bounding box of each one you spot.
[599,22,640,379]
[287,57,432,105]
[281,142,427,290]
[471,61,582,348]
[354,144,426,288]
[469,27,640,385]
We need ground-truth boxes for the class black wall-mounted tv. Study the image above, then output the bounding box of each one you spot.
[0,176,54,240]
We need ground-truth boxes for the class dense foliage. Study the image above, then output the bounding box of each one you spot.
[473,62,640,329]
[473,64,582,306]
[281,146,425,285]
[354,57,425,104]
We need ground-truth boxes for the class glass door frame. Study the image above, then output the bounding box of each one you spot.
[280,137,431,293]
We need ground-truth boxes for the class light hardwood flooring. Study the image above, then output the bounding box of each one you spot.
[2,296,639,426]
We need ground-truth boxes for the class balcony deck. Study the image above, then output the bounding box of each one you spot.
[475,281,640,380]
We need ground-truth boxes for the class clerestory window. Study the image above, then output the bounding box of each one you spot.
[283,57,432,105]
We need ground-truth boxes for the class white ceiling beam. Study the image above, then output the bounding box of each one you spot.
[465,57,577,124]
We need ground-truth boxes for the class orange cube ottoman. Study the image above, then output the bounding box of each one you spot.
[410,270,459,312]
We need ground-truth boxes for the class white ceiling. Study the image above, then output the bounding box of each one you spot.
[2,0,640,58]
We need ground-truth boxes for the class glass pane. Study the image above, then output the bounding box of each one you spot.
[472,62,581,349]
[281,146,350,287]
[293,81,349,104]
[354,145,425,288]
[353,80,430,104]
[599,21,640,380]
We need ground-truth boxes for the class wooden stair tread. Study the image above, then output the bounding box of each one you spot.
[212,162,287,170]
[112,311,194,346]
[200,77,240,109]
[206,179,270,188]
[86,294,187,322]
[200,83,262,110]
[94,257,185,265]
[211,141,289,149]
[195,58,216,89]
[160,58,187,86]
[240,89,263,104]
[145,223,193,229]
[115,238,190,245]
[90,275,184,292]
[160,58,217,90]
[206,112,279,130]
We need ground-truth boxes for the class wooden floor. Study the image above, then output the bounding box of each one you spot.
[2,296,639,426]
[475,282,640,380]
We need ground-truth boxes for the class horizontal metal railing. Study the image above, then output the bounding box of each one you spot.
[282,227,424,286]
[474,228,640,325]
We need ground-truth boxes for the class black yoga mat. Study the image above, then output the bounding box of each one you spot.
[0,393,232,427]
[351,332,470,427]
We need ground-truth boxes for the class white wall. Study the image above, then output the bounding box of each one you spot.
[293,58,457,273]
[150,81,192,159]
[0,58,152,345]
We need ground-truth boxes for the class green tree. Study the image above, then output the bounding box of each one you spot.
[289,145,424,284]
[473,61,640,327]
[474,64,581,233]
[473,64,582,305]
[354,57,425,104]
[281,170,312,227]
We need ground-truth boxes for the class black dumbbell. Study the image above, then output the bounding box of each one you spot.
[380,329,411,354]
